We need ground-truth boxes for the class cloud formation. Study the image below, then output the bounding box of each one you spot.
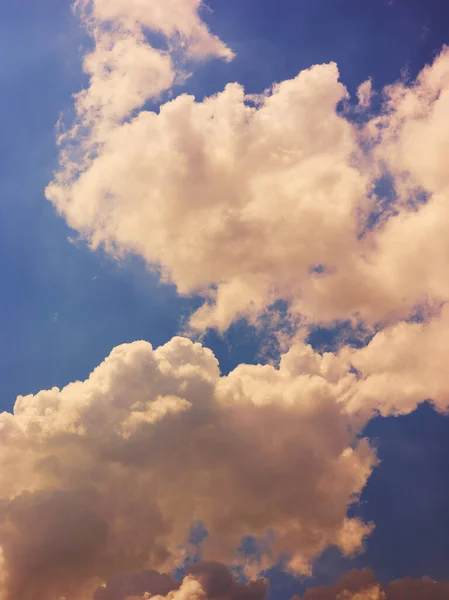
[93,561,268,600]
[93,567,178,600]
[37,1,449,598]
[51,0,234,196]
[4,323,447,599]
[48,0,449,335]
[0,337,375,600]
[298,569,449,599]
[340,304,449,416]
[48,59,371,331]
[74,0,233,124]
[274,305,449,419]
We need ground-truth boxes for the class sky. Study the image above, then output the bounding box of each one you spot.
[2,1,449,599]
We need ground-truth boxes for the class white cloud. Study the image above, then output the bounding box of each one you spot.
[48,62,371,331]
[46,23,449,332]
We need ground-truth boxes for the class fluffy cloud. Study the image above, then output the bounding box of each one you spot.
[48,61,371,331]
[370,46,449,197]
[272,304,449,419]
[2,268,445,599]
[76,30,175,126]
[39,2,449,598]
[297,569,449,599]
[79,0,234,62]
[0,337,375,600]
[356,80,373,109]
[332,304,449,417]
[47,11,449,331]
[184,562,267,600]
[75,0,234,123]
[54,0,234,188]
[1,305,448,598]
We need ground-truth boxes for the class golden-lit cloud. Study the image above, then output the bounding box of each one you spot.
[5,320,447,598]
[0,338,375,600]
[340,305,449,416]
[74,0,234,126]
[47,62,370,332]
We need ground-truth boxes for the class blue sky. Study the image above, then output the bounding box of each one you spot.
[2,1,449,599]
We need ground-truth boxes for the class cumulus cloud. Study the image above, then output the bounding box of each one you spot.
[52,0,234,190]
[297,569,449,599]
[76,0,234,122]
[1,297,448,598]
[274,304,449,419]
[48,61,371,331]
[38,1,449,598]
[0,337,375,600]
[297,47,449,325]
[185,562,268,600]
[93,567,178,600]
[340,305,449,416]
[47,9,449,332]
